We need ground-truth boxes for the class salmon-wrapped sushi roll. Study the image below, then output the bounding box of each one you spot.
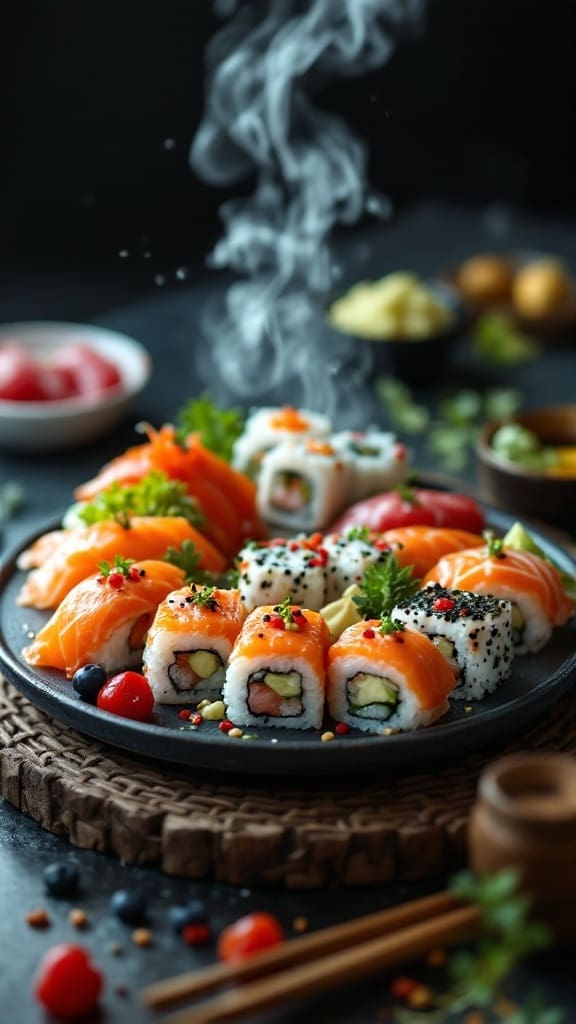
[327,618,455,734]
[143,585,247,704]
[223,602,330,730]
[22,559,185,678]
[423,544,574,654]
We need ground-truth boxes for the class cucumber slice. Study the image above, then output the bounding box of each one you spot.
[188,650,221,679]
[347,672,398,709]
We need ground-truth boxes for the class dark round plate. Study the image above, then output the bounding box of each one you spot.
[1,510,575,776]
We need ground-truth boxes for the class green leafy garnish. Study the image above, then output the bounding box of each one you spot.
[98,555,135,578]
[77,472,204,530]
[164,540,218,586]
[353,557,419,620]
[394,869,558,1023]
[473,311,541,366]
[175,392,244,461]
[345,526,370,542]
[377,377,430,434]
[378,616,405,636]
[484,530,505,558]
[272,595,303,630]
[187,584,219,610]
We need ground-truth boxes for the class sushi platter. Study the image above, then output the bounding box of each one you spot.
[0,402,575,776]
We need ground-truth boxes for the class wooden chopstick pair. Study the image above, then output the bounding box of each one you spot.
[141,890,482,1024]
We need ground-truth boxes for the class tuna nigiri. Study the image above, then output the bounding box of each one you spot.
[381,526,485,580]
[327,618,455,733]
[17,516,226,610]
[422,544,574,653]
[22,559,186,678]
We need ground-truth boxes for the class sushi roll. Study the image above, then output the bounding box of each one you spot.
[330,429,408,500]
[327,618,455,734]
[392,584,513,700]
[223,601,330,730]
[256,439,353,531]
[232,405,331,478]
[22,559,185,678]
[235,536,329,612]
[143,585,247,704]
[322,528,391,603]
[423,543,574,654]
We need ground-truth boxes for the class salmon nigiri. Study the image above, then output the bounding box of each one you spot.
[17,516,226,610]
[327,618,455,733]
[422,543,574,653]
[22,559,186,678]
[381,526,484,580]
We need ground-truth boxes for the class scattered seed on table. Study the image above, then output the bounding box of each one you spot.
[69,908,89,929]
[406,984,433,1010]
[292,916,308,933]
[132,928,153,947]
[321,731,334,743]
[26,908,51,928]
[227,727,243,739]
[109,942,124,957]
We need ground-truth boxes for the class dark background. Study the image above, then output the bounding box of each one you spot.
[2,0,575,270]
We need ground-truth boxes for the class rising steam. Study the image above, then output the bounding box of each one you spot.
[191,0,426,418]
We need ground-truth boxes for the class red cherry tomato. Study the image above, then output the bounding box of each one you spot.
[218,912,285,962]
[34,943,103,1019]
[96,671,154,721]
[0,343,47,401]
[331,487,485,535]
[51,343,122,396]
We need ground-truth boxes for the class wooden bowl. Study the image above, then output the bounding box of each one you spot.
[477,405,576,530]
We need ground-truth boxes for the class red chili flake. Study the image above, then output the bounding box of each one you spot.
[219,720,235,733]
[335,722,350,735]
[191,714,203,727]
[391,976,419,1000]
[96,576,105,586]
[288,541,300,551]
[433,597,455,612]
[269,616,285,630]
[182,922,211,945]
[108,573,125,590]
[460,607,471,617]
[178,709,191,721]
[363,628,376,639]
[292,608,305,618]
[129,567,142,582]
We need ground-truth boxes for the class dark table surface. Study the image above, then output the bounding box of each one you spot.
[1,200,576,1021]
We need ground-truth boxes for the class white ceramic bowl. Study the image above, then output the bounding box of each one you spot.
[0,321,152,451]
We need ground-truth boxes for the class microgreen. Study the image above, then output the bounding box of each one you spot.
[77,472,204,530]
[353,556,419,620]
[98,555,135,578]
[378,616,405,636]
[377,377,430,434]
[175,392,245,461]
[164,540,218,586]
[187,584,219,610]
[272,596,302,629]
[345,526,370,542]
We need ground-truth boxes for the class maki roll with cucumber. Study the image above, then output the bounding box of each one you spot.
[143,585,247,704]
[327,618,455,734]
[392,584,513,700]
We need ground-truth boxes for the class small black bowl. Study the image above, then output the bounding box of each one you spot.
[326,280,466,387]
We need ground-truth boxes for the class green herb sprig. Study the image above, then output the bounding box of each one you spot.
[175,392,244,462]
[353,556,419,620]
[164,540,218,586]
[77,472,204,530]
[473,311,541,367]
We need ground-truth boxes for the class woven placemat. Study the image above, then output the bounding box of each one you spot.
[2,674,576,888]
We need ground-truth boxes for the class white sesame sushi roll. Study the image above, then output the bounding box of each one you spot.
[330,429,409,500]
[223,603,331,730]
[235,536,329,611]
[232,406,331,477]
[256,439,353,531]
[327,619,455,734]
[322,528,391,602]
[392,585,514,701]
[143,585,247,704]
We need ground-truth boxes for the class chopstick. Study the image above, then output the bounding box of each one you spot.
[141,890,481,1023]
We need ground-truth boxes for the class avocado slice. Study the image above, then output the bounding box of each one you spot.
[263,671,302,697]
[347,672,398,709]
[188,650,221,679]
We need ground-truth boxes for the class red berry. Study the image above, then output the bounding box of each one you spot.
[182,922,211,945]
[129,566,142,581]
[218,912,285,962]
[269,616,285,630]
[363,628,375,639]
[34,943,103,1019]
[107,572,125,590]
[178,709,191,720]
[96,672,154,721]
[218,719,234,733]
[191,714,203,726]
[335,722,350,735]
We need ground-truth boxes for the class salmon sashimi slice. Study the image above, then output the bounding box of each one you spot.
[422,546,574,626]
[17,516,226,610]
[74,425,267,553]
[22,560,185,677]
[18,530,68,570]
[381,526,484,580]
[328,619,455,712]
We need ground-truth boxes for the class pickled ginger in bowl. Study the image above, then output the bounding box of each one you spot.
[326,272,464,383]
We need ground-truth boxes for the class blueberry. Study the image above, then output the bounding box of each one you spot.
[168,899,208,934]
[44,861,80,898]
[72,664,107,703]
[110,888,148,925]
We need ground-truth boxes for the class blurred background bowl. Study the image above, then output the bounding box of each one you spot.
[0,321,151,452]
[326,280,466,387]
[477,405,576,531]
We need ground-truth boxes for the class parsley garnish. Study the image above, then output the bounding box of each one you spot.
[187,584,219,610]
[98,555,135,578]
[77,472,204,530]
[164,540,218,586]
[378,616,405,636]
[174,393,245,462]
[353,557,419,620]
[345,526,370,542]
[273,596,302,630]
